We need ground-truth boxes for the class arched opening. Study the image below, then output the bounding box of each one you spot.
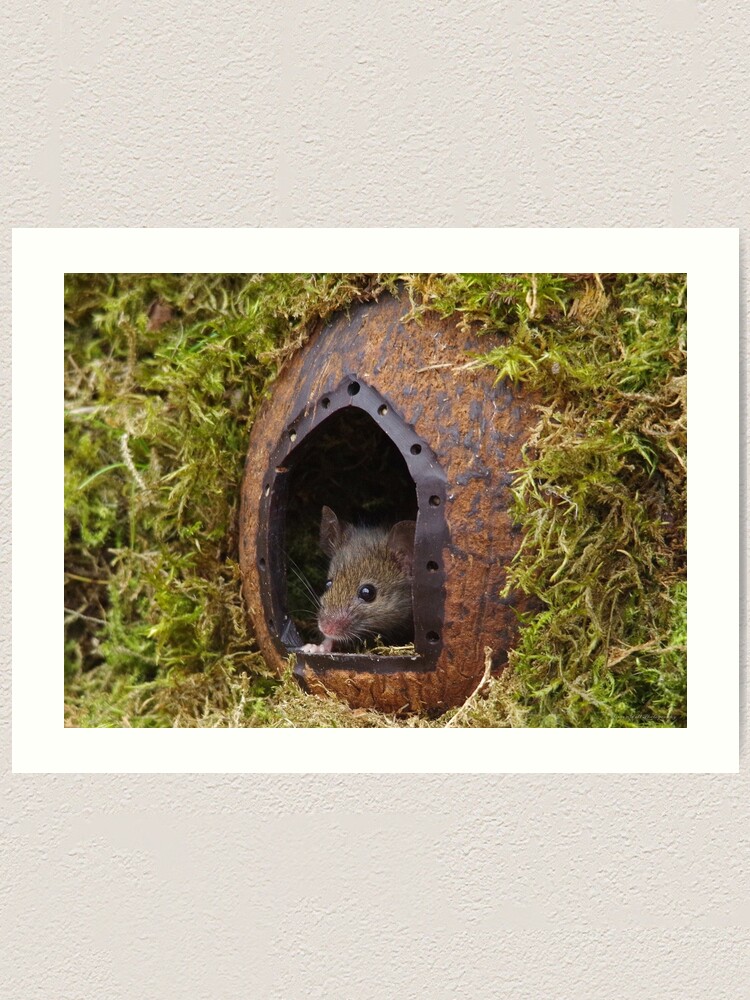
[284,407,418,646]
[257,376,448,671]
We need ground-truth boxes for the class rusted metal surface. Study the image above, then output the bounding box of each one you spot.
[239,294,539,714]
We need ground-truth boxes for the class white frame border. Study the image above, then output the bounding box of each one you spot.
[12,228,740,772]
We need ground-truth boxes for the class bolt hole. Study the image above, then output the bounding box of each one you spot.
[427,560,439,572]
[321,397,330,409]
[429,495,441,507]
[264,483,270,497]
[259,558,266,570]
[288,427,297,441]
[410,443,422,455]
[347,382,360,396]
[268,619,275,631]
[426,631,440,644]
[378,404,388,416]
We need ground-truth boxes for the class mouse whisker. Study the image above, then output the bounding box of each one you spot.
[285,558,322,607]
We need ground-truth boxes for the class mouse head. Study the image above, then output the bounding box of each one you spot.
[317,505,416,646]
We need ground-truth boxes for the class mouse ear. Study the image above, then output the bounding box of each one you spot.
[386,520,416,575]
[320,505,353,557]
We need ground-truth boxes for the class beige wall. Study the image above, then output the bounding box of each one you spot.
[3,2,747,996]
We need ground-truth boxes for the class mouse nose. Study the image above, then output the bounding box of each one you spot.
[319,612,350,639]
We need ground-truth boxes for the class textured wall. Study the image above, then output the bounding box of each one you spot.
[3,1,747,997]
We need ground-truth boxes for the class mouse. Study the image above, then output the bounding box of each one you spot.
[299,505,416,654]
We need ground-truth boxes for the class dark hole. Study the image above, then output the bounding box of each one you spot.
[427,560,439,572]
[264,483,270,496]
[321,397,330,409]
[259,558,266,570]
[283,407,417,645]
[426,631,440,643]
[347,382,360,396]
[268,619,275,631]
[410,444,421,455]
[429,495,441,506]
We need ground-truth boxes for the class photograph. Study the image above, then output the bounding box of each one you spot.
[63,271,688,730]
[4,2,747,995]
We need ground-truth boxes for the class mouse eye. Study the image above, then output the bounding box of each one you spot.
[324,579,333,590]
[358,584,377,603]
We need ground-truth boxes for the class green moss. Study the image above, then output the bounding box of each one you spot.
[64,272,686,728]
[465,273,687,727]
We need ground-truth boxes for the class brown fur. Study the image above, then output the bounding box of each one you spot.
[318,509,415,646]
